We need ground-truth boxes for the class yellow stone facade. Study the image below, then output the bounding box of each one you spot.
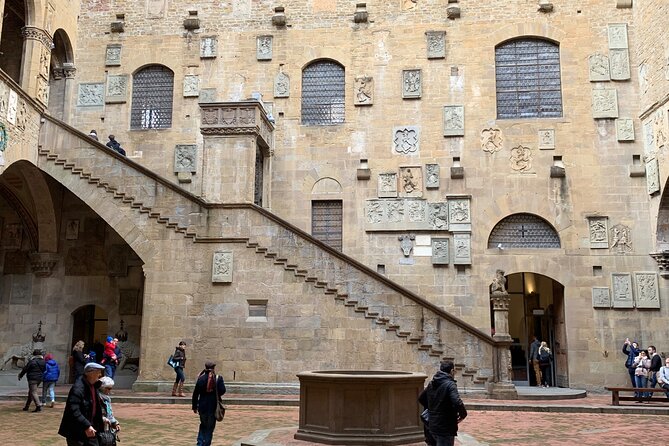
[0,0,667,394]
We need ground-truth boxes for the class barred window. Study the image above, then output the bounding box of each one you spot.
[312,200,343,251]
[131,65,174,129]
[301,60,345,125]
[488,213,561,249]
[495,39,562,119]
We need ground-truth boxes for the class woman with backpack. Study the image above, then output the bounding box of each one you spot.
[538,342,553,388]
[42,353,60,408]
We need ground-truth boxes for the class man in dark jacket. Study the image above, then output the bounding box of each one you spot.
[418,361,467,446]
[192,361,226,446]
[106,135,126,156]
[58,362,105,445]
[18,349,46,412]
[648,345,662,388]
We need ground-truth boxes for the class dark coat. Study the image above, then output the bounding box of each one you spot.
[58,376,104,441]
[418,371,467,437]
[18,356,45,382]
[650,354,662,372]
[72,350,87,377]
[192,371,226,414]
[173,347,186,368]
[622,343,639,368]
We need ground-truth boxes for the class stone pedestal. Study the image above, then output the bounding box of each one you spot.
[489,292,518,399]
[491,293,513,342]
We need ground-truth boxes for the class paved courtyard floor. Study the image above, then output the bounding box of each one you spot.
[0,399,667,446]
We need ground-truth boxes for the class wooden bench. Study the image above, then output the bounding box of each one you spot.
[605,387,669,405]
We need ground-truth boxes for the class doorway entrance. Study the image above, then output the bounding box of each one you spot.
[69,305,108,382]
[503,272,568,387]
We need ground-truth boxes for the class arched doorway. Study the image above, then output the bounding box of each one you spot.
[0,0,27,84]
[502,272,568,387]
[70,305,108,382]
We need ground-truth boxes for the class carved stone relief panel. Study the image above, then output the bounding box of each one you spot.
[402,0,418,11]
[2,223,23,249]
[365,199,438,231]
[609,49,630,81]
[174,145,197,173]
[610,224,632,253]
[431,238,449,265]
[615,118,634,141]
[398,234,415,257]
[510,145,532,172]
[592,287,611,308]
[638,63,649,95]
[212,251,233,283]
[399,166,423,198]
[77,83,105,107]
[481,128,503,153]
[402,69,421,99]
[538,129,555,150]
[39,45,50,80]
[16,99,27,131]
[0,81,8,117]
[587,216,609,248]
[448,197,471,232]
[426,31,446,59]
[453,233,471,265]
[105,74,128,103]
[200,36,217,58]
[36,77,49,106]
[147,0,168,18]
[429,203,449,230]
[105,44,122,66]
[425,164,439,189]
[393,126,420,155]
[199,88,216,104]
[7,90,18,125]
[65,219,79,240]
[443,105,464,136]
[257,35,273,60]
[611,272,634,308]
[183,75,199,97]
[646,157,660,195]
[65,246,106,276]
[377,172,398,198]
[634,272,660,309]
[354,76,373,106]
[644,120,655,156]
[274,71,289,98]
[654,110,667,150]
[588,54,610,82]
[608,23,628,49]
[592,89,618,119]
[9,275,32,305]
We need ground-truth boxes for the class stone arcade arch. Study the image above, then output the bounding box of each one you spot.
[0,161,146,388]
[48,29,75,120]
[0,0,29,84]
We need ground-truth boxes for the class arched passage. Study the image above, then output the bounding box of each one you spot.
[496,272,568,388]
[0,0,28,83]
[48,29,75,120]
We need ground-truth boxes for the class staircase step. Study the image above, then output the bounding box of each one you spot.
[273,258,287,265]
[256,247,268,253]
[295,269,308,277]
[46,154,58,160]
[315,281,328,288]
[54,159,66,165]
[166,222,178,228]
[365,312,379,319]
[418,344,432,351]
[334,293,347,301]
[246,242,259,248]
[305,276,317,283]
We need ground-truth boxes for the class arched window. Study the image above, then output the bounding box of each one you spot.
[488,213,560,249]
[301,60,345,125]
[495,38,562,119]
[131,65,174,129]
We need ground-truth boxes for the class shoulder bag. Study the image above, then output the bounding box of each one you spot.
[214,374,226,422]
[97,429,117,446]
[167,355,176,368]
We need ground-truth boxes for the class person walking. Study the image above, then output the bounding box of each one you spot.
[529,336,542,387]
[622,338,640,389]
[418,361,467,446]
[172,341,187,397]
[18,349,46,412]
[99,376,121,441]
[538,341,553,387]
[42,353,60,408]
[58,362,106,445]
[192,361,226,446]
[71,341,88,383]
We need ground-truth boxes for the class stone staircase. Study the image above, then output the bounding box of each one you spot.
[37,115,498,389]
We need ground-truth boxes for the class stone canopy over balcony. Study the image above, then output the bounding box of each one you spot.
[200,101,274,154]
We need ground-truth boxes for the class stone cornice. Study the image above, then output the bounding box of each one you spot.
[21,26,53,48]
[199,101,274,154]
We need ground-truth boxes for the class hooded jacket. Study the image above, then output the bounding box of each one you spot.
[43,358,60,382]
[418,370,467,437]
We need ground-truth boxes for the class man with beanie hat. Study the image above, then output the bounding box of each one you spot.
[192,361,226,446]
[59,362,105,445]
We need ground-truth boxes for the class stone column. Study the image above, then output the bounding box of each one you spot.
[61,63,77,123]
[199,101,274,203]
[487,270,518,399]
[20,26,52,98]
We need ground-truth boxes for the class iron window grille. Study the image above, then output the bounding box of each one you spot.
[301,61,345,125]
[131,65,174,129]
[495,39,563,119]
[311,200,343,251]
[488,213,561,249]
